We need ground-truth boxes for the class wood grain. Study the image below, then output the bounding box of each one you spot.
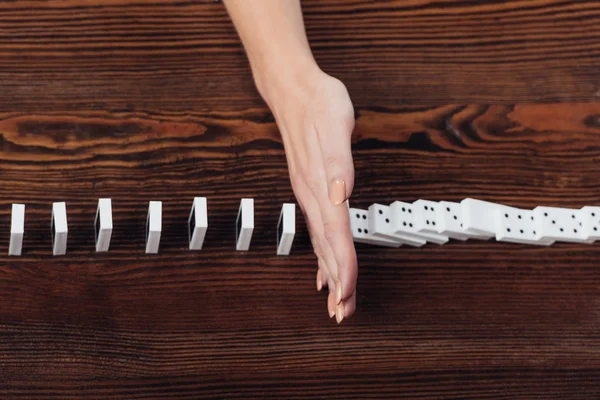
[0,0,599,398]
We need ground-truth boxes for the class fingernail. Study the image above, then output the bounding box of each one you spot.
[336,302,344,324]
[329,179,346,206]
[317,276,323,292]
[329,307,335,318]
[336,281,343,304]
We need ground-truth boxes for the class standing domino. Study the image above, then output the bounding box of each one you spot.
[276,203,296,255]
[51,202,68,256]
[145,201,162,254]
[188,197,208,250]
[9,204,25,256]
[95,198,113,252]
[236,198,254,251]
[350,207,400,247]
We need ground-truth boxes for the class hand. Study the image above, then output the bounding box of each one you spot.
[261,66,358,323]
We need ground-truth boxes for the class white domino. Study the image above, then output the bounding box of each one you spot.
[533,206,588,244]
[276,203,296,255]
[95,198,113,252]
[494,206,554,246]
[435,201,469,241]
[188,197,208,250]
[145,201,162,254]
[371,203,425,247]
[461,198,501,240]
[411,200,449,245]
[9,204,25,256]
[236,198,254,251]
[51,202,68,256]
[580,206,600,243]
[350,207,400,247]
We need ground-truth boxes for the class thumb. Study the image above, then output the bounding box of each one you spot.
[317,113,355,206]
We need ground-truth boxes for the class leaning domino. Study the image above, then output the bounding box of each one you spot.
[350,207,400,247]
[410,200,449,245]
[188,197,208,250]
[493,206,554,246]
[580,206,600,243]
[95,198,113,252]
[51,202,68,256]
[9,204,25,256]
[276,203,296,255]
[370,203,425,247]
[435,201,469,241]
[145,201,162,254]
[460,198,501,239]
[533,206,589,244]
[236,198,254,251]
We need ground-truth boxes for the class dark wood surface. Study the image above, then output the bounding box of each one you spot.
[0,0,599,398]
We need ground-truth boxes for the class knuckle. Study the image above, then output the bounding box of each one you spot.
[304,172,321,194]
[324,154,341,173]
[323,221,340,243]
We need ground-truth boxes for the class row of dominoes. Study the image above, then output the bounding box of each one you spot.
[350,198,600,247]
[7,198,296,256]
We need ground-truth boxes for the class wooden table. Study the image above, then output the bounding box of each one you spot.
[1,1,599,398]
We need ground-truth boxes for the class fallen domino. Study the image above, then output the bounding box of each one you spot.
[236,198,254,251]
[95,198,113,252]
[51,202,68,256]
[145,201,162,254]
[188,197,208,250]
[9,204,25,256]
[276,203,295,255]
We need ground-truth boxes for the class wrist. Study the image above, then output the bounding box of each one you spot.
[251,52,322,109]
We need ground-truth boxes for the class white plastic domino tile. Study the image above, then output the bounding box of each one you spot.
[461,198,503,240]
[350,207,399,248]
[95,198,113,252]
[145,201,162,254]
[435,201,469,241]
[276,203,295,255]
[51,202,68,256]
[533,206,589,244]
[411,200,449,245]
[9,204,25,256]
[580,206,600,243]
[371,202,425,247]
[493,207,554,246]
[188,197,208,251]
[236,198,254,251]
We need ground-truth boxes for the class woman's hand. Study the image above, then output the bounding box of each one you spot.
[223,0,358,322]
[261,66,358,322]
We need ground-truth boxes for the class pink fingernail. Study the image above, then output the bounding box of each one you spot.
[336,281,343,304]
[336,302,345,324]
[329,180,346,206]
